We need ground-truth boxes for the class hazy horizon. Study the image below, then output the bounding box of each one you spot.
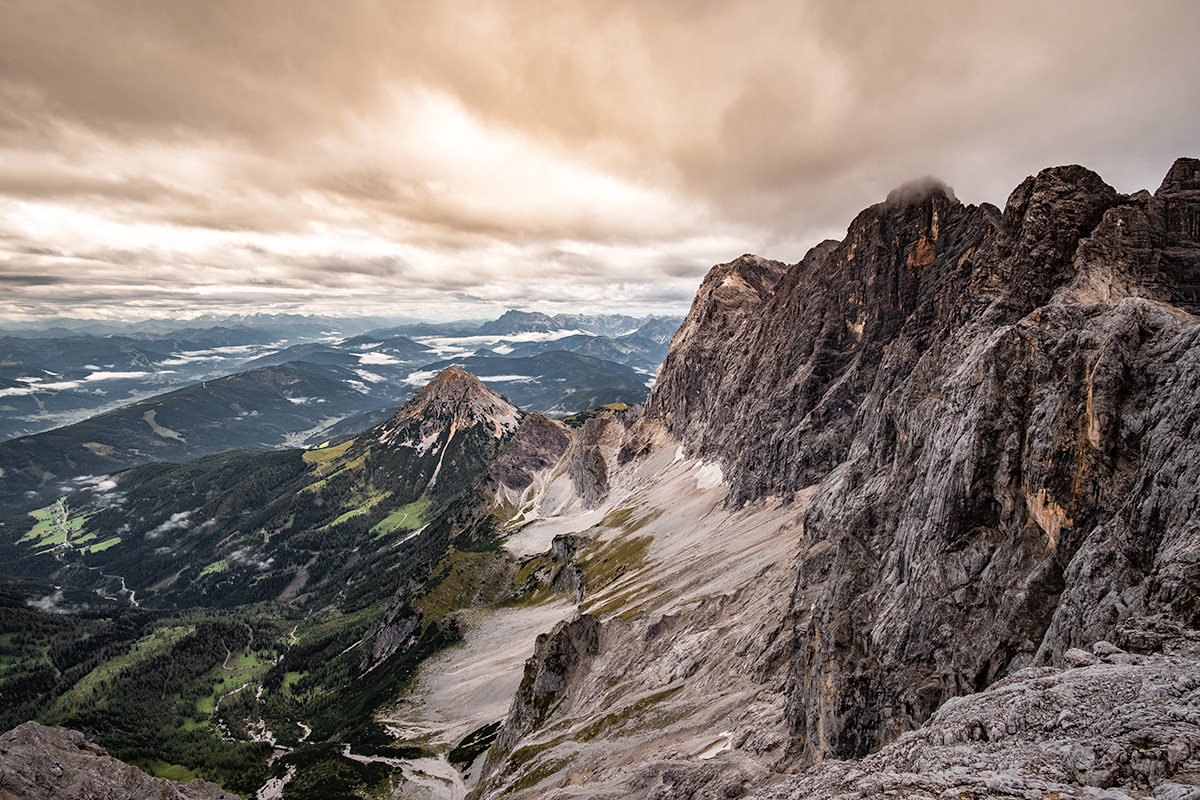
[0,307,683,333]
[2,1,1198,324]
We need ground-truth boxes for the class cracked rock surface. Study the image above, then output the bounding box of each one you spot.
[0,721,237,800]
[752,632,1200,800]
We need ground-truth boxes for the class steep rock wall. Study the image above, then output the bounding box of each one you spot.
[647,158,1200,763]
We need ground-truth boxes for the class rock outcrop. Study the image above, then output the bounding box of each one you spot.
[478,614,602,785]
[646,158,1200,764]
[753,628,1200,800]
[489,413,572,495]
[0,721,237,800]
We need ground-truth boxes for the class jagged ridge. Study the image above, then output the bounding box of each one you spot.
[648,157,1200,764]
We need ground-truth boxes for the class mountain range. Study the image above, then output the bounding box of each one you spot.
[0,312,679,443]
[1,157,1198,800]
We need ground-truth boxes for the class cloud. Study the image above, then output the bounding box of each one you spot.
[353,369,387,384]
[357,351,402,366]
[145,510,194,540]
[404,370,440,387]
[228,547,274,572]
[84,371,149,381]
[0,0,1197,321]
[27,589,84,615]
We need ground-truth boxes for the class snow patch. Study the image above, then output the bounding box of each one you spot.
[696,463,724,490]
[698,731,735,760]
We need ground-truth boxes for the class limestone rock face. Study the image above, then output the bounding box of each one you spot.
[479,614,601,784]
[0,721,237,800]
[752,630,1200,800]
[488,413,572,493]
[646,158,1200,764]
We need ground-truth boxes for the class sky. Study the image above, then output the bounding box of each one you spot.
[0,1,1198,324]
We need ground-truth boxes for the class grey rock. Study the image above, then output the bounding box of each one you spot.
[478,614,601,785]
[566,416,616,508]
[644,158,1200,764]
[750,632,1200,799]
[1066,648,1101,667]
[488,412,572,493]
[0,721,237,799]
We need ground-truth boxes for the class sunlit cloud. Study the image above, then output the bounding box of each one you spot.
[0,0,1196,323]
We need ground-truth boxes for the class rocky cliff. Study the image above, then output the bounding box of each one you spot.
[0,722,237,800]
[647,158,1200,765]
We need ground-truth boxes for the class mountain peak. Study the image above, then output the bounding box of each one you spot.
[377,367,521,450]
[884,176,956,208]
[419,364,483,393]
[477,310,561,335]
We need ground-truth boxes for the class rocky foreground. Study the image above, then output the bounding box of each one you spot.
[753,630,1200,800]
[0,721,237,800]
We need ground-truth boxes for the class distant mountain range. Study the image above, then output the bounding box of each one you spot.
[0,312,681,514]
[0,311,683,443]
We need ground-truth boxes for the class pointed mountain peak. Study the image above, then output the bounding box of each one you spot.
[376,367,522,449]
[417,364,484,395]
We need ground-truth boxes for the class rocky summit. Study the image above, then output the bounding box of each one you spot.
[0,722,237,800]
